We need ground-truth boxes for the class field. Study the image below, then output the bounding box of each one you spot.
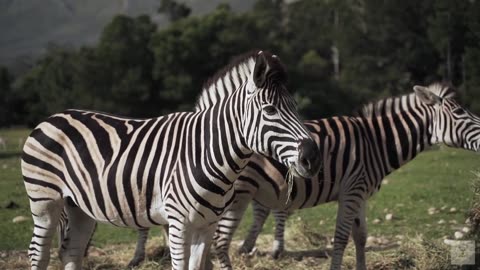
[0,128,478,269]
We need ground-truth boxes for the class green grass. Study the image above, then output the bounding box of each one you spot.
[236,146,478,243]
[0,128,478,253]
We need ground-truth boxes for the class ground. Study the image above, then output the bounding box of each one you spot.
[0,128,478,269]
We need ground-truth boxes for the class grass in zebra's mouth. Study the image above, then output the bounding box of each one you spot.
[285,165,295,205]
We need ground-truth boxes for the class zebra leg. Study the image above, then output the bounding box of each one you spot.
[127,224,170,268]
[57,208,69,259]
[168,221,189,270]
[127,228,150,268]
[212,193,253,269]
[239,200,270,254]
[59,201,96,270]
[162,224,170,246]
[28,198,64,270]
[330,196,363,270]
[188,223,217,270]
[351,202,367,270]
[271,209,289,259]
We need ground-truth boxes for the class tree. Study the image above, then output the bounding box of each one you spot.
[151,4,265,112]
[14,46,79,126]
[158,0,191,22]
[428,0,469,84]
[93,15,158,116]
[0,67,13,126]
[463,0,480,112]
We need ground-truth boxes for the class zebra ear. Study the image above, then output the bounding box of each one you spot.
[253,51,269,88]
[414,85,442,105]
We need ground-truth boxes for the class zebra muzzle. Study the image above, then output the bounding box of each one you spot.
[295,138,321,178]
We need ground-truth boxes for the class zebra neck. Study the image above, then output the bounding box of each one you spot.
[198,94,253,189]
[374,104,433,173]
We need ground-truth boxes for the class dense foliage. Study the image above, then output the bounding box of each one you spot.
[2,0,480,127]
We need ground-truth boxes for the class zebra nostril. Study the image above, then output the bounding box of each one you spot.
[300,157,311,169]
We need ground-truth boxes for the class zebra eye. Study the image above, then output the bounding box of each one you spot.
[263,105,278,116]
[452,107,466,115]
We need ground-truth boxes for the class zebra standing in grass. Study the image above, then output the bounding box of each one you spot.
[22,50,321,270]
[126,83,480,269]
[212,83,480,270]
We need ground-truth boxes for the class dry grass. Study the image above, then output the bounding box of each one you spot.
[468,171,480,239]
[0,222,453,270]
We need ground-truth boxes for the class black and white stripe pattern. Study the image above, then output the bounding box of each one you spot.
[127,83,480,269]
[22,50,321,270]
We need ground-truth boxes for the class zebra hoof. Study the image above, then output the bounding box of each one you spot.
[127,256,145,269]
[204,257,214,270]
[237,246,250,255]
[271,249,283,260]
[238,246,257,257]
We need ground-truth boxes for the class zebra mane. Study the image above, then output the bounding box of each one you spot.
[424,82,456,99]
[194,50,287,111]
[357,82,457,118]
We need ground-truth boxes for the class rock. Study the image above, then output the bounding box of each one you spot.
[0,252,6,258]
[395,235,405,240]
[366,236,376,246]
[441,205,448,211]
[454,231,464,239]
[428,207,437,215]
[383,179,389,185]
[462,227,471,233]
[444,239,455,245]
[466,218,471,224]
[372,218,382,224]
[319,220,325,225]
[449,220,458,224]
[449,207,457,213]
[88,246,106,257]
[385,213,393,221]
[12,216,29,223]
[377,237,390,245]
[438,219,446,224]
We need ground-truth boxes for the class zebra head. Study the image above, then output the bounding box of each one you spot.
[242,51,321,178]
[414,83,480,152]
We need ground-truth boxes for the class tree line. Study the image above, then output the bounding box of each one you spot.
[1,0,480,127]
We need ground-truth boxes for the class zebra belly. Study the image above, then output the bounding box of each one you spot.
[83,194,168,228]
[146,201,169,225]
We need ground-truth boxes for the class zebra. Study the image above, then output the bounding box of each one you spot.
[21,50,321,270]
[126,83,480,269]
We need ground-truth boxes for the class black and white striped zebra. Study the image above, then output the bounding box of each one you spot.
[126,83,480,269]
[21,50,321,270]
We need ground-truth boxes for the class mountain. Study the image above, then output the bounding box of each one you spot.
[0,0,255,70]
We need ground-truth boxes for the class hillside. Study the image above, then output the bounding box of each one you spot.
[0,0,256,70]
